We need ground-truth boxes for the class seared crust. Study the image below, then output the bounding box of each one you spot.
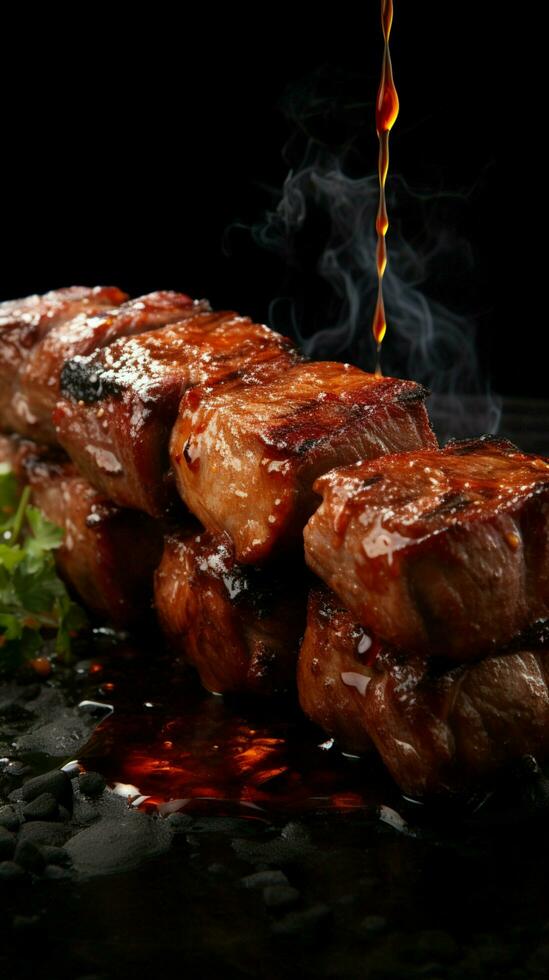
[26,456,163,628]
[15,291,194,443]
[297,588,376,753]
[0,286,127,435]
[56,310,298,516]
[298,586,549,796]
[171,362,436,563]
[154,530,307,696]
[304,437,549,660]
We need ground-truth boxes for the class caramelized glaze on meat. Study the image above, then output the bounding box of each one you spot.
[16,290,194,443]
[0,435,162,627]
[297,588,376,753]
[154,530,307,696]
[0,286,127,435]
[25,455,163,627]
[56,310,298,516]
[171,362,436,563]
[304,437,549,660]
[298,586,549,796]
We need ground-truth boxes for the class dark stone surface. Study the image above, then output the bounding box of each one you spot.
[18,821,70,847]
[78,772,106,799]
[0,805,20,832]
[0,827,16,860]
[22,792,60,822]
[20,770,72,807]
[14,840,45,874]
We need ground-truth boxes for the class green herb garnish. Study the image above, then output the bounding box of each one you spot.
[0,464,87,672]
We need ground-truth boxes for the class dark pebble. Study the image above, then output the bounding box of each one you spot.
[0,860,24,881]
[21,769,72,808]
[78,771,106,798]
[263,884,300,909]
[0,804,20,832]
[271,903,331,940]
[43,864,72,880]
[241,869,289,889]
[165,813,194,833]
[23,792,60,822]
[40,845,72,867]
[207,863,229,877]
[0,826,16,860]
[14,839,46,873]
[18,820,69,847]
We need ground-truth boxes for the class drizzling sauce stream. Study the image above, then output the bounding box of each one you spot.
[372,0,399,376]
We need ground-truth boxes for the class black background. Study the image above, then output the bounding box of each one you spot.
[0,6,515,395]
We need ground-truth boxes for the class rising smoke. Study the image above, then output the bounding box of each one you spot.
[240,78,499,441]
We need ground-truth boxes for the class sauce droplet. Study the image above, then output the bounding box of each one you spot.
[372,0,399,376]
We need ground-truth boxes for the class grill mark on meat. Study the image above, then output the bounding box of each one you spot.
[421,491,472,520]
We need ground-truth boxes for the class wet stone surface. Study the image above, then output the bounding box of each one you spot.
[2,638,549,978]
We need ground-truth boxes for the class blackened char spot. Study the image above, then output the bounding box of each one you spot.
[361,474,383,489]
[422,491,472,520]
[60,358,123,404]
[395,384,429,406]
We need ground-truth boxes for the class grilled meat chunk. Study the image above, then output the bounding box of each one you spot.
[0,286,127,435]
[171,363,436,563]
[298,587,549,796]
[304,437,549,660]
[154,530,307,696]
[297,588,376,754]
[0,436,162,628]
[55,310,298,516]
[16,290,194,443]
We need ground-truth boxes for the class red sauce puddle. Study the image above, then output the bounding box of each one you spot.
[79,645,390,818]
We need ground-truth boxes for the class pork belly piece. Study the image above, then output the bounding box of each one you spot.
[154,530,307,696]
[170,362,436,564]
[298,586,549,796]
[55,311,298,516]
[297,588,376,754]
[15,290,195,444]
[0,286,127,434]
[23,453,163,628]
[304,437,549,661]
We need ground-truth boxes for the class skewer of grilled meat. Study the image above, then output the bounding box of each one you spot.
[304,437,549,661]
[170,362,437,563]
[299,586,549,796]
[0,435,162,628]
[55,311,300,516]
[15,290,195,443]
[154,530,307,696]
[0,286,128,435]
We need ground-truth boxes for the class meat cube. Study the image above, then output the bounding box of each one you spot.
[55,311,298,516]
[298,586,549,796]
[304,437,549,660]
[13,290,195,443]
[8,444,163,628]
[154,530,307,696]
[170,362,436,563]
[0,286,127,434]
[297,588,376,754]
